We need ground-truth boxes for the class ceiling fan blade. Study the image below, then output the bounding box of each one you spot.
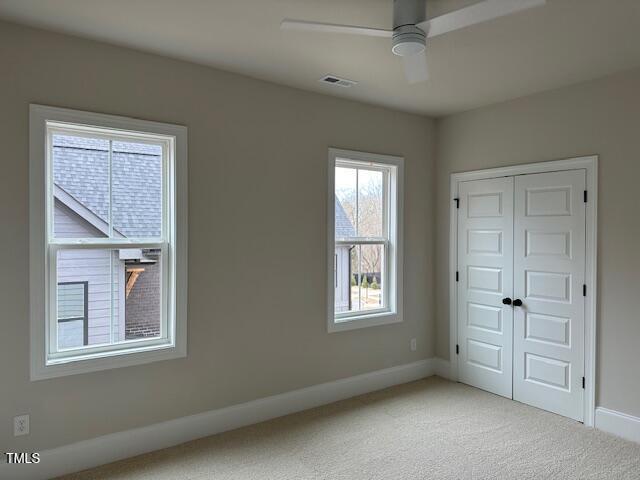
[402,51,429,84]
[280,19,393,38]
[417,0,545,38]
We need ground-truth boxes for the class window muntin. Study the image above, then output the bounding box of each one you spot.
[332,155,399,325]
[45,123,173,363]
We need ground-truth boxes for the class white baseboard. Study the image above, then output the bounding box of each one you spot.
[433,358,451,379]
[595,407,640,444]
[2,358,436,480]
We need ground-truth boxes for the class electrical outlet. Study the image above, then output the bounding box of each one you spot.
[14,415,29,436]
[410,338,417,351]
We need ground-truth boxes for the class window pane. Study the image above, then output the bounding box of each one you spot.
[334,243,384,315]
[56,248,161,350]
[52,134,110,239]
[350,245,362,312]
[122,248,162,340]
[57,282,86,320]
[334,245,352,313]
[52,135,163,240]
[112,141,163,238]
[335,166,356,237]
[357,169,384,238]
[57,282,87,349]
[359,243,384,311]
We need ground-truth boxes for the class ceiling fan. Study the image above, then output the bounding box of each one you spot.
[281,0,546,84]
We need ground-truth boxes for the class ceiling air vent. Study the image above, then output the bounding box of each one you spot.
[319,75,357,88]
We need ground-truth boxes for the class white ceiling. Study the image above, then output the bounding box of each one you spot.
[1,0,640,116]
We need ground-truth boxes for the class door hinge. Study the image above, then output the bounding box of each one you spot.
[454,198,459,209]
[456,271,459,282]
[583,284,587,297]
[456,344,459,355]
[582,377,585,389]
[584,190,587,203]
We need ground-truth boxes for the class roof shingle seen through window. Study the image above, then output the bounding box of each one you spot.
[53,135,162,238]
[335,197,355,238]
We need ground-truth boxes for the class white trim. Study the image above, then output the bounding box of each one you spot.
[433,358,451,379]
[1,359,435,480]
[595,407,640,444]
[448,156,598,426]
[327,148,404,333]
[29,104,188,380]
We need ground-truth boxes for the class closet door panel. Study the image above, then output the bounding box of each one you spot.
[457,177,514,398]
[512,170,585,422]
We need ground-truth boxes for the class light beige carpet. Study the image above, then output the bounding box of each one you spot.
[58,377,640,479]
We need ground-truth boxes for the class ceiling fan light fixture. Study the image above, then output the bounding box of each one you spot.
[391,25,426,57]
[280,0,547,83]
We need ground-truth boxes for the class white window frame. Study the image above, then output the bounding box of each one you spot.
[327,148,403,333]
[29,105,188,380]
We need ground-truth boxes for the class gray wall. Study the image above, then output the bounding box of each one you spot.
[435,67,640,418]
[0,20,435,452]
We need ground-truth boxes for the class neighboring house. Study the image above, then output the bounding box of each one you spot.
[334,198,355,313]
[53,135,162,348]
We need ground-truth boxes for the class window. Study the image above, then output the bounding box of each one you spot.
[57,281,88,348]
[30,105,187,379]
[328,148,403,332]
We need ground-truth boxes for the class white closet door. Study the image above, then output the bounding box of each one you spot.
[457,177,514,398]
[513,170,586,421]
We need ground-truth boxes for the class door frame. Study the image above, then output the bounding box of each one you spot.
[449,156,598,426]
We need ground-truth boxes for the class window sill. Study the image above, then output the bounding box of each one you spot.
[328,311,402,333]
[31,341,186,381]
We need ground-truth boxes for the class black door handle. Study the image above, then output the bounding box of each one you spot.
[502,297,512,305]
[513,299,523,307]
